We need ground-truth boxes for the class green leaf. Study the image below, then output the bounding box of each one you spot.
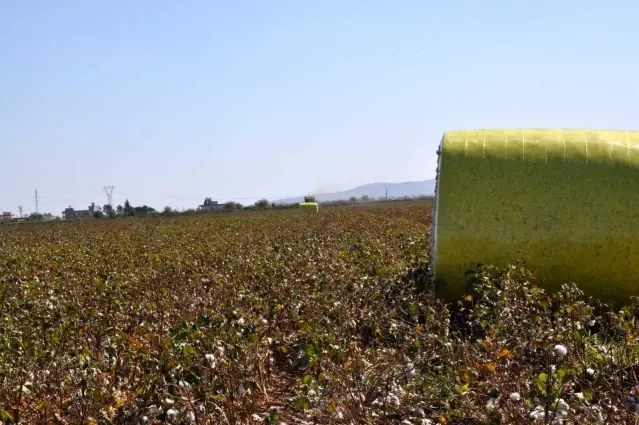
[458,383,470,394]
[536,373,548,396]
[301,375,312,385]
[583,390,594,402]
[303,344,316,358]
[557,367,567,380]
[35,400,49,410]
[0,409,14,421]
[296,396,312,410]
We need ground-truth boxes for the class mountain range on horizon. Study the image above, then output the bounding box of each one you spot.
[274,179,436,204]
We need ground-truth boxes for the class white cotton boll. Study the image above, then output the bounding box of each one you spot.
[186,411,196,422]
[510,392,521,402]
[556,399,569,416]
[179,380,190,389]
[390,394,401,407]
[486,397,500,409]
[148,405,162,417]
[586,368,595,376]
[166,409,178,420]
[554,344,568,357]
[405,362,416,379]
[205,353,217,368]
[530,405,545,421]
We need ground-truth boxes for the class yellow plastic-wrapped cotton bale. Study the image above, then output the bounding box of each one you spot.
[431,128,639,305]
[299,202,319,213]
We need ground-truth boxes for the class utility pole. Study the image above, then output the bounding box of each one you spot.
[385,187,388,199]
[35,190,39,214]
[18,205,23,218]
[103,185,115,207]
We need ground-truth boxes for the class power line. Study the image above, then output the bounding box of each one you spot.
[103,185,115,206]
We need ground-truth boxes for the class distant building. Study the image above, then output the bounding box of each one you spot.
[63,203,96,219]
[198,201,224,212]
[0,211,13,223]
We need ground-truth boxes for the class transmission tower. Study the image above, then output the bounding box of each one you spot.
[103,186,116,206]
[18,205,23,218]
[35,190,39,214]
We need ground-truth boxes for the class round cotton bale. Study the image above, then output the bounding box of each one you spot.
[299,202,319,213]
[431,128,639,305]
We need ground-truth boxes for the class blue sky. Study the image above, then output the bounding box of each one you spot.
[1,1,638,215]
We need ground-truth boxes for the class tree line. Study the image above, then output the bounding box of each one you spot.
[20,194,433,221]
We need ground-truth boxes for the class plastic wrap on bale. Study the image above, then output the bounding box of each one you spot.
[299,202,319,213]
[431,128,639,305]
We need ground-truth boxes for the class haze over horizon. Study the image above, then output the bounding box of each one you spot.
[2,1,638,215]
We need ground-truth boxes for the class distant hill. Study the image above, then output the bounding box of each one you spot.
[274,180,436,204]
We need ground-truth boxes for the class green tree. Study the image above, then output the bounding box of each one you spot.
[133,205,155,215]
[203,197,214,206]
[93,210,104,219]
[255,199,270,210]
[124,200,134,216]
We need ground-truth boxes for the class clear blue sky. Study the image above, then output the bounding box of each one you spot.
[1,1,638,215]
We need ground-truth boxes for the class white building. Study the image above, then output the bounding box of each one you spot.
[0,211,13,223]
